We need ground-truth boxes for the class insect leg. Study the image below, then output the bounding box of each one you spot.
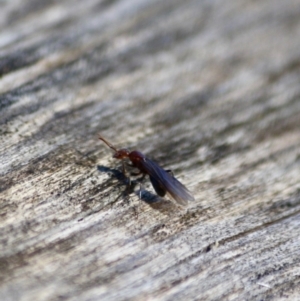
[139,182,142,200]
[121,160,132,185]
[165,169,174,177]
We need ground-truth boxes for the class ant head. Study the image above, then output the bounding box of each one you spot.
[113,148,130,159]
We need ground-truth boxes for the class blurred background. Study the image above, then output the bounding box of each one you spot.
[1,0,300,300]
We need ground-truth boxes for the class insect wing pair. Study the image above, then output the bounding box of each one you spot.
[141,157,195,206]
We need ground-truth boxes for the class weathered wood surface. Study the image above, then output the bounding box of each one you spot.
[1,0,300,300]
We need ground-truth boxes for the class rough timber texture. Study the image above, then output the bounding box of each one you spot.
[1,0,300,300]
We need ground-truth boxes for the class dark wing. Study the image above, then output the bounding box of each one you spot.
[149,175,167,197]
[140,157,195,206]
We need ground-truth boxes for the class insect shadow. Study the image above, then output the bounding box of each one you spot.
[97,165,178,214]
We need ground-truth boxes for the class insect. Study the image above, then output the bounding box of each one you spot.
[99,135,195,206]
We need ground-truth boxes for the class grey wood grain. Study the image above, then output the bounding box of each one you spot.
[1,0,300,300]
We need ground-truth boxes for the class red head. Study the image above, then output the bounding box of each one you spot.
[99,135,130,160]
[113,148,130,159]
